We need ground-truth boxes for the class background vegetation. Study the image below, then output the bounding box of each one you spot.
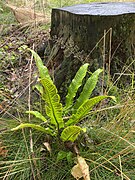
[0,0,135,180]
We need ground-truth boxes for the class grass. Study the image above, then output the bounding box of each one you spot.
[0,93,134,179]
[83,95,135,179]
[0,0,135,179]
[0,1,16,25]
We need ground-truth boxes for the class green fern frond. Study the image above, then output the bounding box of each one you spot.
[11,123,54,135]
[29,49,52,81]
[66,96,115,126]
[73,68,103,112]
[41,78,64,129]
[26,111,47,122]
[61,126,86,142]
[65,63,89,110]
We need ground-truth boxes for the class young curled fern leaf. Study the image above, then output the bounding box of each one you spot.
[66,96,115,126]
[65,63,89,110]
[41,78,64,129]
[61,126,86,142]
[11,123,54,135]
[73,68,103,112]
[29,49,52,82]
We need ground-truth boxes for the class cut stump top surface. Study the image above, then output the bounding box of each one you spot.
[57,2,135,16]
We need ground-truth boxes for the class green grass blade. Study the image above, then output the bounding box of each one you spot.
[66,96,115,126]
[73,69,103,111]
[41,78,64,129]
[65,63,89,110]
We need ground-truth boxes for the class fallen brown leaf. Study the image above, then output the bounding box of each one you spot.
[71,155,90,180]
[6,4,50,24]
[0,142,8,157]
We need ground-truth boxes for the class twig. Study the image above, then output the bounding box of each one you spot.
[108,28,112,84]
[28,44,36,180]
[102,29,106,95]
[28,44,41,180]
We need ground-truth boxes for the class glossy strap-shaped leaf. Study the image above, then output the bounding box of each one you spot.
[41,78,64,129]
[73,69,103,112]
[29,49,52,81]
[65,63,89,110]
[66,96,115,126]
[61,126,86,142]
[11,123,54,135]
[26,111,47,122]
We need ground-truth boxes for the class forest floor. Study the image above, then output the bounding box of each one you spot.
[0,1,51,117]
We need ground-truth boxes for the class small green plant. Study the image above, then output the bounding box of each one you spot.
[11,49,115,145]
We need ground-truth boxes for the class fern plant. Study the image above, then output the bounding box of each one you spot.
[11,49,115,143]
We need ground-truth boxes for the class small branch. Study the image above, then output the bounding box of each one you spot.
[28,44,36,179]
[28,45,34,153]
[28,45,41,180]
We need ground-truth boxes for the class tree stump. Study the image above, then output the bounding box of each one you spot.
[48,2,135,92]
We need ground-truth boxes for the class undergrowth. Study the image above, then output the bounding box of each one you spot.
[0,0,135,179]
[0,51,134,179]
[0,93,135,179]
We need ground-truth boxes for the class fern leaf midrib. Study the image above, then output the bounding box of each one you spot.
[66,95,112,126]
[46,83,59,129]
[65,131,80,141]
[42,78,63,129]
[65,63,89,110]
[73,68,103,111]
[46,87,60,130]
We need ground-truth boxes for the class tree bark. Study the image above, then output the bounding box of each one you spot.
[48,2,135,92]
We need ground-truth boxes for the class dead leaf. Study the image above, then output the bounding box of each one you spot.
[71,164,83,179]
[6,4,50,24]
[43,142,51,153]
[0,142,8,157]
[71,155,90,180]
